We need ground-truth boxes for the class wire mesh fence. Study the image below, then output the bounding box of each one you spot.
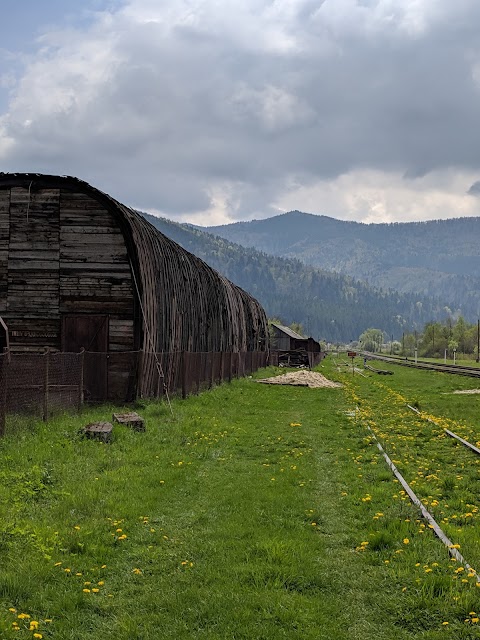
[0,349,276,434]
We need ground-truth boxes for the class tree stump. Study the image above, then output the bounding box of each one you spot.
[83,422,113,443]
[112,412,145,432]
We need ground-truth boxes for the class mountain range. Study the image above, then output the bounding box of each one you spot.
[141,212,449,343]
[207,212,480,319]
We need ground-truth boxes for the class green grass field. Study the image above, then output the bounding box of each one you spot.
[2,360,480,638]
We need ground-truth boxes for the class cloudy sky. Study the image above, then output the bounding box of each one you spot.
[1,0,480,225]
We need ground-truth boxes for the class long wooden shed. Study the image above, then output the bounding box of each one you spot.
[0,173,268,398]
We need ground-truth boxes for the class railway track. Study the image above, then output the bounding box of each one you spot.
[358,351,480,378]
[342,353,480,582]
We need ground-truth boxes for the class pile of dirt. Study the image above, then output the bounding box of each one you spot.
[256,370,342,388]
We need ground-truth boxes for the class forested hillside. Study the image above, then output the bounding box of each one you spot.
[141,212,446,342]
[207,212,480,320]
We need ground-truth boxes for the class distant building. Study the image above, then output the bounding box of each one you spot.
[270,323,306,351]
[270,323,322,367]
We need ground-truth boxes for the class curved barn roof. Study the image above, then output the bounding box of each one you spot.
[0,173,269,359]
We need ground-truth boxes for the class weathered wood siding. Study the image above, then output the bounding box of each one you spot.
[59,191,134,352]
[7,188,60,348]
[0,190,10,314]
[0,183,135,352]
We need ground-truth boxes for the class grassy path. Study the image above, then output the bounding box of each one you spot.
[1,363,480,638]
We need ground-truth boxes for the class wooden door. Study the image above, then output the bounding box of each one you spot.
[62,315,109,400]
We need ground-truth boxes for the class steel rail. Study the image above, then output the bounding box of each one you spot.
[406,404,480,456]
[359,351,480,378]
[366,352,480,372]
[360,415,480,581]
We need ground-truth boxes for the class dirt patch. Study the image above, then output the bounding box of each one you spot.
[450,389,480,395]
[256,370,342,389]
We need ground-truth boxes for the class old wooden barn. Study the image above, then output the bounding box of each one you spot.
[270,322,322,367]
[0,173,269,402]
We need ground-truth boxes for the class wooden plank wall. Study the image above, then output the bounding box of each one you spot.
[7,188,60,349]
[0,190,9,313]
[1,186,136,354]
[59,192,135,352]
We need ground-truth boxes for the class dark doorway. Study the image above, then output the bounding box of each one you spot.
[62,315,109,401]
[0,317,9,353]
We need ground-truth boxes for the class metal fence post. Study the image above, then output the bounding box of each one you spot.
[43,348,50,422]
[0,349,7,436]
[209,352,214,388]
[219,351,224,384]
[78,348,85,411]
[181,351,188,399]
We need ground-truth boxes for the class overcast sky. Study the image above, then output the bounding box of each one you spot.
[1,0,480,225]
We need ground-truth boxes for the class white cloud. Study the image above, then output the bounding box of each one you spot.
[228,83,315,132]
[275,168,480,223]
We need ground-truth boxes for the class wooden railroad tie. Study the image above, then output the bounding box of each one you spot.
[112,411,145,432]
[364,364,393,375]
[82,421,113,443]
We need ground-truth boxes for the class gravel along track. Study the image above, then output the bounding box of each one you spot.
[256,371,342,388]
